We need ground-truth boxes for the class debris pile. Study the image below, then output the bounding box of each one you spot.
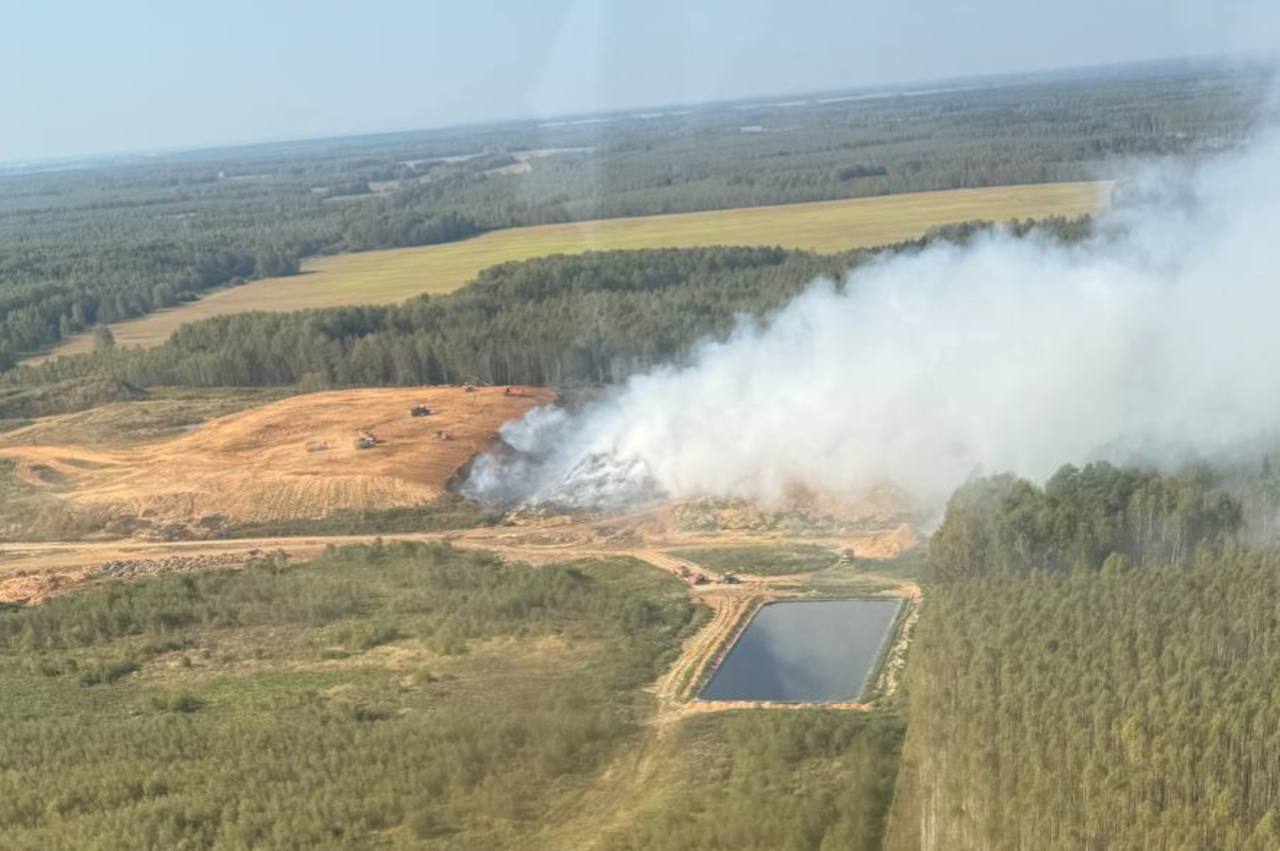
[95,552,254,580]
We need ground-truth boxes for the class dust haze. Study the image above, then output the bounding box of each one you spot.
[466,132,1280,511]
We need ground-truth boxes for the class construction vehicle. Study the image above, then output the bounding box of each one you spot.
[354,430,380,450]
[410,405,432,417]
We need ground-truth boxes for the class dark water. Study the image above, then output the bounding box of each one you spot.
[700,599,901,702]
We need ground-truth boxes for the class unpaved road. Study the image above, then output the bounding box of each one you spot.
[0,503,914,603]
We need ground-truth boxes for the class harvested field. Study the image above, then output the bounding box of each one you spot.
[36,181,1108,358]
[0,386,550,536]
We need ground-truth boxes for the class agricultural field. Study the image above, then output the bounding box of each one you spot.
[40,181,1107,358]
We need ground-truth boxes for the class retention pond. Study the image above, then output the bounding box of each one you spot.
[701,599,901,703]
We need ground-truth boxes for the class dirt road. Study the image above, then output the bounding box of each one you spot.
[0,511,911,603]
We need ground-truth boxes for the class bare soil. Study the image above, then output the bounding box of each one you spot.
[0,386,550,534]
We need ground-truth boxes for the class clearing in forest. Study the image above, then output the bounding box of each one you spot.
[0,386,550,533]
[39,181,1108,358]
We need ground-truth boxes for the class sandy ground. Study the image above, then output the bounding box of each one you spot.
[0,386,551,531]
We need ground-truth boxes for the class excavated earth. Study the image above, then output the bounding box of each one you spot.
[0,386,551,535]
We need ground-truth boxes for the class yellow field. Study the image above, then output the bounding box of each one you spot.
[39,181,1107,359]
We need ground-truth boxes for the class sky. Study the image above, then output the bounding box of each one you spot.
[1,0,1276,162]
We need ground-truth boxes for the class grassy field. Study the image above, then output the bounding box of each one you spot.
[41,181,1107,358]
[671,544,843,576]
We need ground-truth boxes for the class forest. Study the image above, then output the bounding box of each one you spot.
[0,59,1268,369]
[4,217,1091,392]
[883,462,1280,850]
[887,546,1280,850]
[928,462,1244,579]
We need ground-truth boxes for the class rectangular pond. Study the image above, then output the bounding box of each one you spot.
[700,599,902,703]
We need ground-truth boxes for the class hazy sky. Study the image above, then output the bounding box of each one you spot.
[1,0,1275,162]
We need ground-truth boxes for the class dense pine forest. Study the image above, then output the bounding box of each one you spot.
[885,464,1280,850]
[929,462,1243,578]
[887,548,1280,850]
[0,60,1268,368]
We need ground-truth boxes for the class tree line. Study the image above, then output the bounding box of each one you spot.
[886,462,1280,849]
[929,461,1243,580]
[5,218,1092,391]
[0,61,1265,368]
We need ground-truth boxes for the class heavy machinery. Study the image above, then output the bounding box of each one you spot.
[354,430,380,450]
[410,405,432,417]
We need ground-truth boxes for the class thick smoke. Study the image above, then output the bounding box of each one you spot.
[465,133,1280,511]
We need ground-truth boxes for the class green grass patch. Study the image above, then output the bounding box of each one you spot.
[216,495,502,538]
[672,544,841,576]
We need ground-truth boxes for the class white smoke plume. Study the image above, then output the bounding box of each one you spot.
[465,132,1280,511]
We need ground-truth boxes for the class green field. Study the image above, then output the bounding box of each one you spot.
[41,182,1106,359]
[671,544,843,576]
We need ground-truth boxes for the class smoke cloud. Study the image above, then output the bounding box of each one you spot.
[465,132,1280,512]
